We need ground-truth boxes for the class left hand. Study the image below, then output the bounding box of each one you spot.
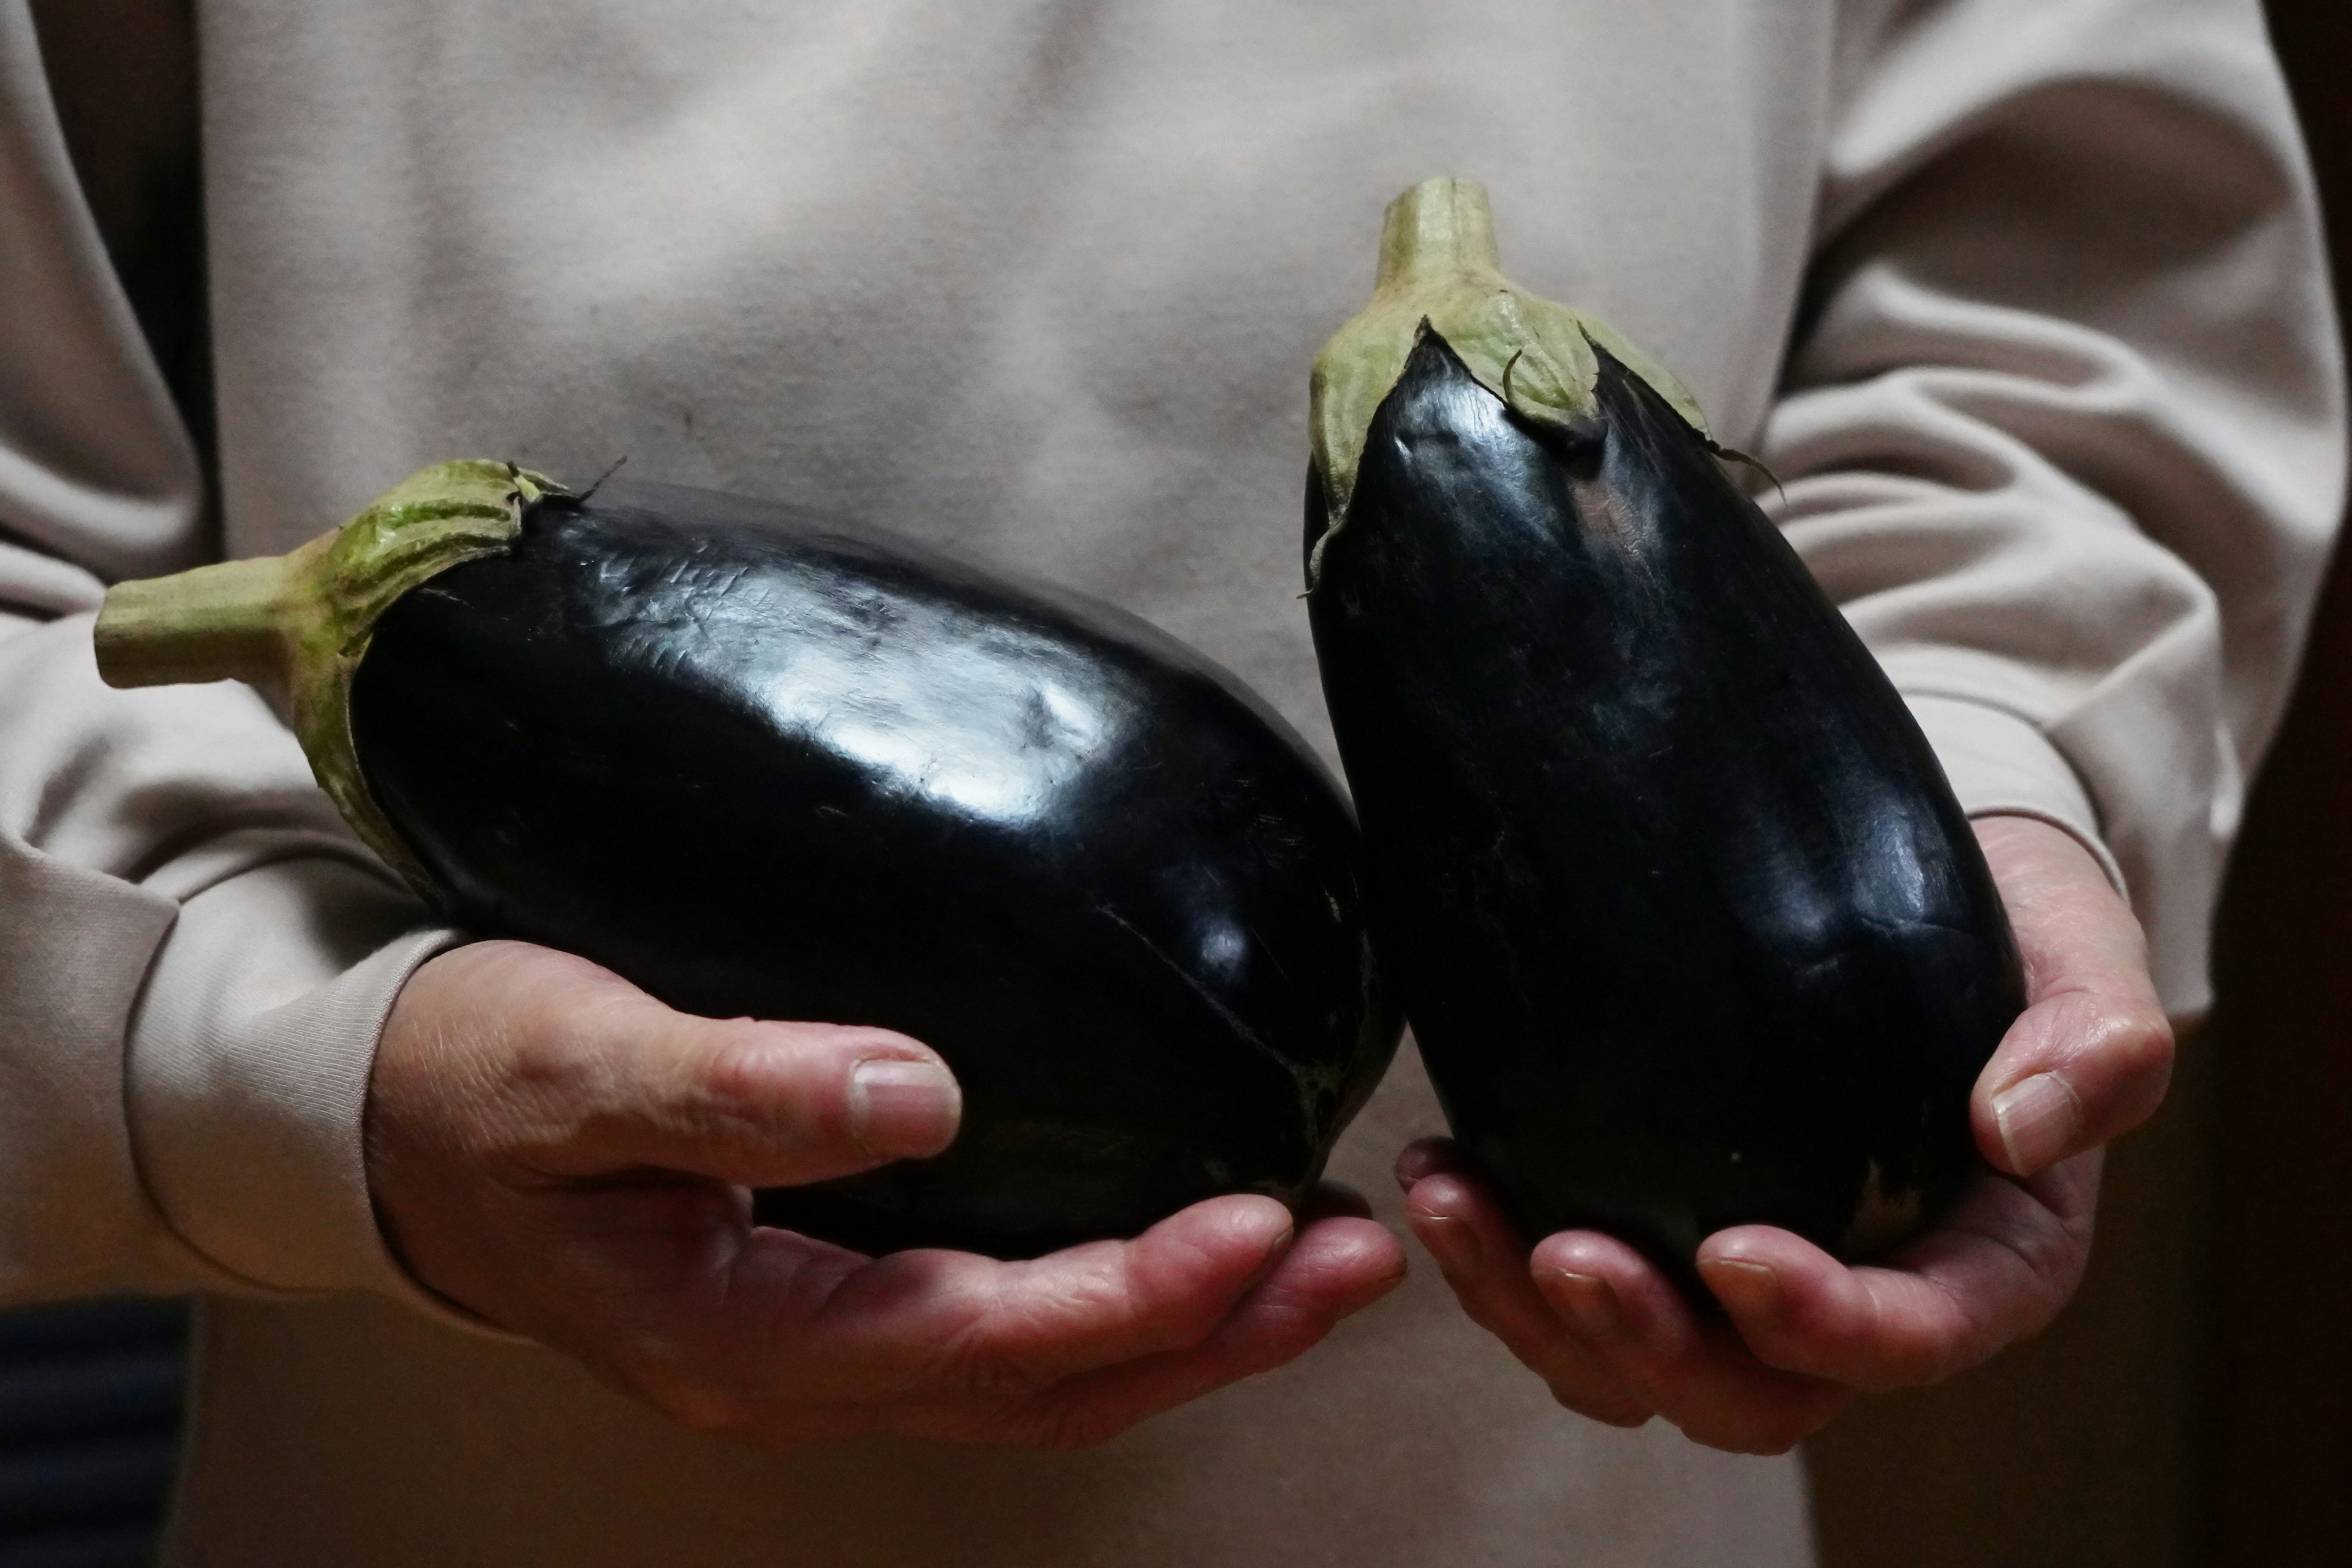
[369,940,1408,1450]
[1396,814,2172,1453]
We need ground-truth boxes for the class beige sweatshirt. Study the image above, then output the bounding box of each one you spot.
[1,1,2341,1563]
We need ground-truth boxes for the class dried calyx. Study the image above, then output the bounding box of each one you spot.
[1306,176,1713,586]
[92,459,564,891]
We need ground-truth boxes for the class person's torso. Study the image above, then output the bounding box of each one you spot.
[175,4,1833,1562]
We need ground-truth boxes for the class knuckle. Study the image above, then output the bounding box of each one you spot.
[929,1307,1060,1401]
[696,1031,813,1137]
[671,1025,862,1163]
[2093,1006,2174,1081]
[2010,1243,2087,1330]
[494,1045,613,1158]
[503,1018,594,1101]
[1928,1214,2087,1360]
[696,1030,773,1102]
[2041,1155,2106,1241]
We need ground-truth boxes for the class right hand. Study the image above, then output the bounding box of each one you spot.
[365,940,1405,1449]
[1391,816,2163,1453]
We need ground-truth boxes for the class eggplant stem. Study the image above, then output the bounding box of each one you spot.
[1375,178,1502,290]
[94,551,306,690]
[1311,179,1720,541]
[89,459,564,899]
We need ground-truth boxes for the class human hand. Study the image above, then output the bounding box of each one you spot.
[366,940,1406,1448]
[1395,814,2171,1453]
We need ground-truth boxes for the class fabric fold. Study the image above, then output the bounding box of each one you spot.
[126,858,460,1303]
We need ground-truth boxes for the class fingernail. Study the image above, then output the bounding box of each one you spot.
[1415,1213,1481,1275]
[1535,1268,1624,1342]
[1392,1144,1442,1193]
[1991,1071,2081,1173]
[850,1058,962,1158]
[1699,1257,1781,1319]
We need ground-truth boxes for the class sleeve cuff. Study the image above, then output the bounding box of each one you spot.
[1902,693,2130,903]
[124,854,492,1331]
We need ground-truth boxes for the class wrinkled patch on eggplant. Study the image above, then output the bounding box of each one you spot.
[1303,179,2024,1283]
[97,467,1401,1259]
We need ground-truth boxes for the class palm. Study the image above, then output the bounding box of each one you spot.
[1395,815,2169,1453]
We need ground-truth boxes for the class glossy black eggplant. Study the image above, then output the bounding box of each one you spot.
[1303,180,2024,1280]
[96,464,1398,1259]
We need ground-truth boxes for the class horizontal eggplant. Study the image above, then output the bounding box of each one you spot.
[1303,179,2024,1282]
[96,462,1399,1259]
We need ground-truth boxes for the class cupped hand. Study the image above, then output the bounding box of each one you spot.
[1397,814,2171,1453]
[367,940,1406,1449]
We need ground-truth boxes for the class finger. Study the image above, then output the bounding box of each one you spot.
[1394,1136,1464,1192]
[393,1149,882,1431]
[1695,1152,2101,1390]
[1406,1174,1651,1427]
[968,1215,1408,1448]
[478,943,960,1185]
[1970,818,2172,1175]
[1977,987,2171,1177]
[799,1196,1300,1399]
[1529,1230,1850,1454]
[1404,1174,1551,1344]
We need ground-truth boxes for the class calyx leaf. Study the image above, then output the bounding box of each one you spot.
[94,458,564,894]
[1306,178,1713,584]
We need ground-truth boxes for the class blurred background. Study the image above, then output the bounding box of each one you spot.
[5,2,2348,1564]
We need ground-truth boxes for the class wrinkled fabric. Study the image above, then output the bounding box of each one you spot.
[0,0,2340,1564]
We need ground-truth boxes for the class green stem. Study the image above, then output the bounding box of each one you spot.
[1307,179,1716,584]
[1374,178,1501,292]
[93,550,309,691]
[88,459,564,899]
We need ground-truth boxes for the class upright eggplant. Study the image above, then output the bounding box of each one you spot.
[97,462,1399,1259]
[1304,179,2024,1280]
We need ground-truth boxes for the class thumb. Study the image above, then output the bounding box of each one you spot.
[1968,816,2171,1177]
[483,944,962,1187]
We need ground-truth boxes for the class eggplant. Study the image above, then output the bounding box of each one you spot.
[1303,179,2024,1280]
[96,462,1399,1259]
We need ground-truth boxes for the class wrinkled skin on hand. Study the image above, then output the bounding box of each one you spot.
[1398,815,2171,1454]
[366,941,1406,1449]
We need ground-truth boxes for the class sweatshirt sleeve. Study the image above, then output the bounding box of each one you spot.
[0,0,456,1309]
[1777,0,2346,1014]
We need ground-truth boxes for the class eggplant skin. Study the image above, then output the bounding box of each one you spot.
[1306,330,2025,1280]
[349,479,1398,1259]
